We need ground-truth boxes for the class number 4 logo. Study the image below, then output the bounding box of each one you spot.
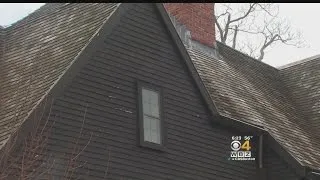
[241,140,252,151]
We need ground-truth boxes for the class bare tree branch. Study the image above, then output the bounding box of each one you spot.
[222,14,231,43]
[215,3,306,61]
[214,14,224,42]
[229,3,256,23]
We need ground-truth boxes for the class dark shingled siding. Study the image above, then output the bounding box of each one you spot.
[264,147,300,180]
[38,4,258,180]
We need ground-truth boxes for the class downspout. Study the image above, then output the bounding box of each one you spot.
[258,134,267,180]
[259,134,263,168]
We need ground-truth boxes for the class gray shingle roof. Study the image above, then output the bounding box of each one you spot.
[0,26,4,58]
[280,55,320,136]
[0,3,119,149]
[187,42,320,170]
[0,2,319,172]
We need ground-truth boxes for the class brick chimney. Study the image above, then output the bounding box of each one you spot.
[164,3,216,48]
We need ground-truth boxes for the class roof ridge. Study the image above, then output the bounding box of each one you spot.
[278,54,320,69]
[216,41,279,71]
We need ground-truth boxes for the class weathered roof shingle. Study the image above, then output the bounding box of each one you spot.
[187,42,320,170]
[0,3,319,172]
[280,55,320,135]
[0,3,119,149]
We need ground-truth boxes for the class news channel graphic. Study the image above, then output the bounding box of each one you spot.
[229,136,256,161]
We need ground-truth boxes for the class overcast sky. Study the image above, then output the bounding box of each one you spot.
[0,3,319,68]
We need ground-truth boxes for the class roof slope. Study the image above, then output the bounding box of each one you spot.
[280,55,320,132]
[0,3,119,149]
[0,2,319,173]
[187,42,320,170]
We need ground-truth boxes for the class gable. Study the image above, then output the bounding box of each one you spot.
[1,2,320,178]
[0,3,119,149]
[3,3,258,179]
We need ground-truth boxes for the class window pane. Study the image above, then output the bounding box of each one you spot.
[142,88,159,118]
[150,117,160,143]
[143,117,151,142]
[143,115,160,144]
[142,88,150,116]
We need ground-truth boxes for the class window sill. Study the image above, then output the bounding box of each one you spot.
[140,141,166,152]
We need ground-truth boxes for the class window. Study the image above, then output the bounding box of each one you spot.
[138,82,164,149]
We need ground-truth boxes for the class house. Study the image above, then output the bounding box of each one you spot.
[0,3,319,180]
